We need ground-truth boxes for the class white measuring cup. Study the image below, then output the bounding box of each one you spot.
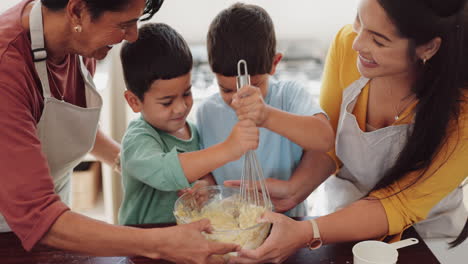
[352,238,419,264]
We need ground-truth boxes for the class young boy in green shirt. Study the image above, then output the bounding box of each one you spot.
[118,23,259,225]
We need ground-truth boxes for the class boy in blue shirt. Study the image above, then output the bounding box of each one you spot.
[118,23,259,225]
[196,3,334,216]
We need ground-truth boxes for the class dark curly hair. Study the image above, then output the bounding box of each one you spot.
[41,0,164,21]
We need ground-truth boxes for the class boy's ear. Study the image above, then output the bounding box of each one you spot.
[124,90,143,113]
[269,53,283,75]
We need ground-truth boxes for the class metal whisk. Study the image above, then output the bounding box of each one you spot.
[236,60,272,210]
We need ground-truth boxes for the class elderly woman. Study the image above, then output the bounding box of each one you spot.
[0,0,238,262]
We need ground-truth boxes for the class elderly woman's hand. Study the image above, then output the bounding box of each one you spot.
[228,211,313,264]
[147,219,241,264]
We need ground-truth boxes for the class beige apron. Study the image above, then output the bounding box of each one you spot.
[0,0,102,232]
[313,77,467,238]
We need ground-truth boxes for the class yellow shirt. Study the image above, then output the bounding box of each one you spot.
[320,25,468,237]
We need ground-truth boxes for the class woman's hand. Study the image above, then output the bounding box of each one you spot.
[228,211,312,264]
[224,178,298,213]
[149,219,240,264]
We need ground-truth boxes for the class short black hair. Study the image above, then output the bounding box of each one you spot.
[41,0,164,21]
[120,23,193,101]
[207,2,276,76]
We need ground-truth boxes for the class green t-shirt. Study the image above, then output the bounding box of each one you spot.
[118,116,200,225]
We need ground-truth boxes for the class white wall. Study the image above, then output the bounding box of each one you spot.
[1,0,359,44]
[151,0,359,45]
[0,1,15,13]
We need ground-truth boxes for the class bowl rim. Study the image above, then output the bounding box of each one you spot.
[173,185,272,232]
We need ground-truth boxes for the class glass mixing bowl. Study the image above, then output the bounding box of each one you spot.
[173,185,272,250]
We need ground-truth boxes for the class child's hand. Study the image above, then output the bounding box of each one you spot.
[226,119,259,160]
[177,180,213,210]
[231,85,271,127]
[177,179,213,197]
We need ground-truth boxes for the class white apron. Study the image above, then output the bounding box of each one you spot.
[312,77,467,238]
[0,1,102,232]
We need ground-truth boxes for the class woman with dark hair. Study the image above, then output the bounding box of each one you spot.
[0,0,238,262]
[229,0,468,263]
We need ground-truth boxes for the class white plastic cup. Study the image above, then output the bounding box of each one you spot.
[352,238,419,264]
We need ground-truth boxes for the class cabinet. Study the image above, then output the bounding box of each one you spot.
[71,161,105,221]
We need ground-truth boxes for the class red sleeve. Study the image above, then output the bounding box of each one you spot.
[0,58,69,251]
[84,57,96,77]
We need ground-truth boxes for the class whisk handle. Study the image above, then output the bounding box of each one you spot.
[237,59,251,90]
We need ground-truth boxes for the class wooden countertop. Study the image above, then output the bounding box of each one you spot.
[0,220,440,264]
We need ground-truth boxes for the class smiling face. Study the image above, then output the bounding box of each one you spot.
[126,73,193,134]
[352,0,419,80]
[72,0,146,60]
[215,74,270,107]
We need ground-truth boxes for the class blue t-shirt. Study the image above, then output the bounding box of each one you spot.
[196,79,324,216]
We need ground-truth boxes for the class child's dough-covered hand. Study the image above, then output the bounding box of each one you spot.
[226,119,259,160]
[177,179,213,197]
[231,85,271,127]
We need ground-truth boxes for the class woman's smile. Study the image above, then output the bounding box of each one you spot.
[358,54,378,68]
